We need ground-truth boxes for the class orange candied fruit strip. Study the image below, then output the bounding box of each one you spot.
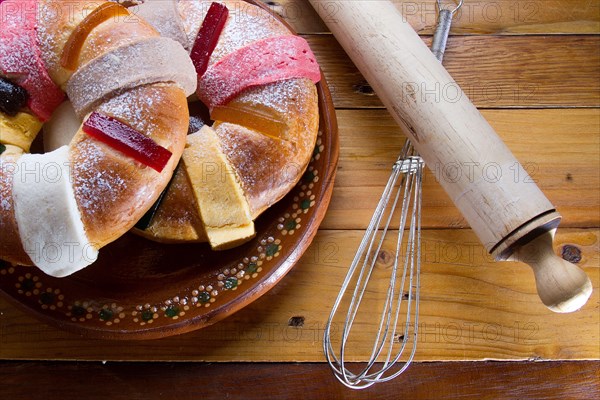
[60,2,130,70]
[211,100,288,141]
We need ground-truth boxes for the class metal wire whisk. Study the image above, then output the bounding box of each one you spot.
[322,0,463,389]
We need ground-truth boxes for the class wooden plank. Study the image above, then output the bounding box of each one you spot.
[0,229,597,362]
[268,0,600,35]
[323,108,600,230]
[0,361,598,400]
[307,35,600,108]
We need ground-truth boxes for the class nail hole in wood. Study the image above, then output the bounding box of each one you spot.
[566,173,574,182]
[561,245,582,264]
[288,316,305,327]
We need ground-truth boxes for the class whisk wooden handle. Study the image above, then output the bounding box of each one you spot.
[309,0,592,312]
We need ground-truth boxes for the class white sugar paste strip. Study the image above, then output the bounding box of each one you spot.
[67,36,196,117]
[134,0,189,50]
[43,101,81,152]
[12,146,98,277]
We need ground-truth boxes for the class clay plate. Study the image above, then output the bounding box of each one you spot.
[0,1,339,340]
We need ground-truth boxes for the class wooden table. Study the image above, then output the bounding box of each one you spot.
[1,1,599,398]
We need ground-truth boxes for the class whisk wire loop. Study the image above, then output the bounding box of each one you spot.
[324,0,459,388]
[323,143,424,389]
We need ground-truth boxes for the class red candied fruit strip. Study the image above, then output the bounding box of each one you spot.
[83,112,172,173]
[190,2,229,77]
[0,0,65,120]
[198,35,321,110]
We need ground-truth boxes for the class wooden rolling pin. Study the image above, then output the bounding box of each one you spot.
[309,0,592,312]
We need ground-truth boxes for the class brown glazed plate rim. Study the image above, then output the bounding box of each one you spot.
[0,1,339,340]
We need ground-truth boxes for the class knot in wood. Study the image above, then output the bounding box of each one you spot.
[353,81,375,96]
[288,316,305,327]
[375,250,393,268]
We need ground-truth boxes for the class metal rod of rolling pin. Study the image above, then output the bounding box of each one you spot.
[308,0,592,312]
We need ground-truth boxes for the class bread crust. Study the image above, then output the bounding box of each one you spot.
[136,0,319,243]
[0,0,191,265]
[0,149,32,264]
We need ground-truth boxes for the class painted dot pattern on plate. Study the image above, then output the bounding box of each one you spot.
[0,132,325,330]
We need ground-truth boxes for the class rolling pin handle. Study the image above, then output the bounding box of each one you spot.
[308,0,592,312]
[514,231,593,313]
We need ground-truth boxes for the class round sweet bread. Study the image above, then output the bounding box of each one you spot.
[132,0,321,249]
[0,0,195,276]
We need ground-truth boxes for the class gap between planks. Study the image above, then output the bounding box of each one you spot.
[305,35,600,109]
[268,0,600,35]
[1,229,597,362]
[323,108,600,231]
